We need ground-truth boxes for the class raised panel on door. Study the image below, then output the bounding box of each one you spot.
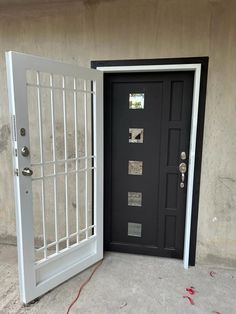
[158,74,193,258]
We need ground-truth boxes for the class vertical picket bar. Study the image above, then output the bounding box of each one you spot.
[84,80,88,239]
[36,72,47,259]
[49,74,59,253]
[62,76,69,247]
[74,78,80,243]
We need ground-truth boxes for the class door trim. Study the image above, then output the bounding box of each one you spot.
[92,57,208,268]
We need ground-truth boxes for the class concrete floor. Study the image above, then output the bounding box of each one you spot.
[0,244,235,314]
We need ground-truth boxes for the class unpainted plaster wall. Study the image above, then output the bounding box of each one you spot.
[0,0,236,266]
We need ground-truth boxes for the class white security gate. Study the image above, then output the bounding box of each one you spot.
[6,52,103,304]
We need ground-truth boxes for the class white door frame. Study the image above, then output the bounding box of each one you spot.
[97,64,201,269]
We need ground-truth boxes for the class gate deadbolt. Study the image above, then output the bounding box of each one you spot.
[22,168,33,176]
[21,146,30,157]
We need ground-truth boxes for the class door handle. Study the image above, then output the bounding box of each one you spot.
[22,167,33,176]
[179,162,187,188]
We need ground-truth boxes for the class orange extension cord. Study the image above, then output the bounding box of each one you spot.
[66,260,103,314]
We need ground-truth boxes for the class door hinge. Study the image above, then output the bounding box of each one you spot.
[14,168,19,176]
[14,148,17,156]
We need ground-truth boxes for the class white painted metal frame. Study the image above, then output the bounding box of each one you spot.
[6,51,103,303]
[97,64,201,269]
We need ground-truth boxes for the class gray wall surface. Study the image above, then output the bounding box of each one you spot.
[0,0,236,267]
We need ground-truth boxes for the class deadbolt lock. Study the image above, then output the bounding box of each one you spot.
[21,146,30,157]
[180,151,187,160]
[22,168,33,176]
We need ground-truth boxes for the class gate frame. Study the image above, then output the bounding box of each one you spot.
[92,57,208,268]
[6,51,104,304]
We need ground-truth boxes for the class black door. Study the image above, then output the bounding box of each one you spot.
[104,71,194,259]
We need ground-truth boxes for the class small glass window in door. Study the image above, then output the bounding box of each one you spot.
[129,93,144,109]
[129,128,144,143]
[128,192,142,207]
[128,160,143,175]
[128,222,142,237]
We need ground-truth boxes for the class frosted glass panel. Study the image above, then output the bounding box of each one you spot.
[129,93,144,109]
[128,222,142,237]
[128,160,143,175]
[128,192,142,207]
[129,128,144,143]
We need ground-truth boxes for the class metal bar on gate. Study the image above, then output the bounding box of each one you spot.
[27,83,95,94]
[84,80,88,239]
[50,74,59,253]
[36,72,47,259]
[74,78,80,244]
[62,76,69,248]
[35,225,96,252]
[31,155,95,167]
[92,81,98,238]
[32,166,95,181]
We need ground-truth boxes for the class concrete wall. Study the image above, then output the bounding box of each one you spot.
[0,0,236,266]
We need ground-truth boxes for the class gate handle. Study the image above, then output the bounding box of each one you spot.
[22,167,33,176]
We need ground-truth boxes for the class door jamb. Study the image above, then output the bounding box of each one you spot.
[92,57,208,269]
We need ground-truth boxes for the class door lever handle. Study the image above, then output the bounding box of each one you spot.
[179,162,187,188]
[180,174,185,189]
